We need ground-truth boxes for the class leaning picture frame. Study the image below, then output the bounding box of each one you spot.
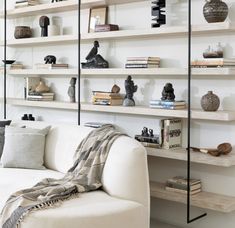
[88,6,108,33]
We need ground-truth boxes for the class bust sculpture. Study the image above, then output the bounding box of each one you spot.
[68,77,77,103]
[123,75,138,106]
[39,16,50,37]
[81,41,109,69]
[161,83,175,101]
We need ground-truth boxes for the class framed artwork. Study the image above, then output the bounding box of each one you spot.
[88,6,108,33]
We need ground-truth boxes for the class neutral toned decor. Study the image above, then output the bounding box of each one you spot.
[201,91,220,111]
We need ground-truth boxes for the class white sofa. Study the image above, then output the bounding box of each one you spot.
[0,121,150,228]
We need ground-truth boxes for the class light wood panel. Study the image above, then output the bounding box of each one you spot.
[150,182,235,213]
[147,148,235,167]
[6,99,235,121]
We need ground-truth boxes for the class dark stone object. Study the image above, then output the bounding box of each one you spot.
[201,91,220,112]
[123,75,138,106]
[203,0,228,23]
[14,26,32,39]
[44,55,56,64]
[39,16,50,37]
[21,114,29,121]
[68,77,77,103]
[28,114,35,121]
[51,0,63,2]
[21,114,35,121]
[81,41,109,69]
[152,0,166,28]
[161,83,175,101]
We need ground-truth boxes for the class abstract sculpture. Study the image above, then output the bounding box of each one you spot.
[152,0,166,28]
[123,75,138,106]
[39,16,50,37]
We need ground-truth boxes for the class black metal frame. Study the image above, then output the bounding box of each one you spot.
[187,0,207,223]
[2,0,208,223]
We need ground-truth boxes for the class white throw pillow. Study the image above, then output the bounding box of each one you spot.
[1,126,50,169]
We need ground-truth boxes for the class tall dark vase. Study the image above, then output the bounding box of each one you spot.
[203,0,228,23]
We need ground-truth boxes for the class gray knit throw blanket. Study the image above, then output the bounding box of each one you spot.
[1,125,125,228]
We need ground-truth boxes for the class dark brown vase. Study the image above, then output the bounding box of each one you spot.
[203,0,228,23]
[14,26,32,39]
[201,91,220,112]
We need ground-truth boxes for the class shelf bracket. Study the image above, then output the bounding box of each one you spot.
[187,0,207,223]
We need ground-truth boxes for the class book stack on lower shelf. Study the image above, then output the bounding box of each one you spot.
[10,63,23,70]
[27,92,54,101]
[35,64,69,70]
[125,57,160,68]
[150,100,186,110]
[15,0,39,8]
[191,58,235,68]
[92,91,124,106]
[165,176,202,195]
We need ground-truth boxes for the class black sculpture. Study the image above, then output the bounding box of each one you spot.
[152,0,166,28]
[68,77,77,103]
[81,41,109,69]
[161,83,175,101]
[51,0,63,2]
[44,55,56,64]
[39,16,50,37]
[123,75,138,106]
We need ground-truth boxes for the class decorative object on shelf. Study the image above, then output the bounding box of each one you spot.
[150,100,186,110]
[51,0,64,2]
[125,57,160,68]
[95,24,119,32]
[191,142,232,157]
[203,0,228,23]
[123,75,138,107]
[201,91,220,111]
[89,6,108,33]
[2,60,16,65]
[27,91,54,101]
[161,83,175,101]
[28,114,35,121]
[35,81,50,93]
[135,127,160,148]
[14,26,32,39]
[21,114,29,121]
[203,43,224,58]
[48,25,60,36]
[15,0,39,8]
[68,77,77,103]
[111,84,120,94]
[36,63,68,69]
[10,63,24,70]
[81,41,109,69]
[39,16,50,37]
[191,58,235,68]
[44,55,56,64]
[152,0,166,28]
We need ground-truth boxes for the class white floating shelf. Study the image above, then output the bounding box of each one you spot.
[3,68,235,77]
[1,22,234,47]
[150,182,235,213]
[0,1,78,19]
[6,99,235,121]
[147,148,235,167]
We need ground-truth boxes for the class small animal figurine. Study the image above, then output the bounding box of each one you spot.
[44,55,56,64]
[161,83,175,101]
[123,75,138,106]
[39,16,50,37]
[68,77,77,103]
[81,41,109,69]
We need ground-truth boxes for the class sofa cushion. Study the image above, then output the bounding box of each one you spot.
[1,126,50,169]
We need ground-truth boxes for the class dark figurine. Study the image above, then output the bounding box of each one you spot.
[161,83,175,101]
[81,41,109,69]
[52,0,63,2]
[44,55,56,64]
[142,127,150,137]
[152,0,166,28]
[39,16,50,37]
[68,77,77,103]
[123,75,138,106]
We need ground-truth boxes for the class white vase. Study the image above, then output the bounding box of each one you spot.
[48,25,60,36]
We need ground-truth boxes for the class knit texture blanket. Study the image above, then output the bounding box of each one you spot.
[1,124,125,228]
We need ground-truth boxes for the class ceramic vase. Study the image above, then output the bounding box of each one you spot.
[201,91,220,111]
[14,26,32,39]
[203,0,228,23]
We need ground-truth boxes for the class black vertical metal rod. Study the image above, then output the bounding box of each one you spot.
[187,0,207,223]
[3,0,7,119]
[78,0,81,125]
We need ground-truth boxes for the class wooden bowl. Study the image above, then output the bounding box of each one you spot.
[14,26,32,39]
[217,143,232,155]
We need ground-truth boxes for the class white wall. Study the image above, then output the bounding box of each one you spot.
[1,0,235,227]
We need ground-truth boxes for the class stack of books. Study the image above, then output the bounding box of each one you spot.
[165,176,202,195]
[125,57,160,69]
[150,100,186,110]
[27,92,54,101]
[191,58,235,68]
[92,91,124,106]
[161,118,182,149]
[15,0,39,8]
[35,64,69,70]
[10,63,23,70]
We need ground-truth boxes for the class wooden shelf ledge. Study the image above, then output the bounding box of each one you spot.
[150,182,235,213]
[6,99,235,121]
[147,148,235,167]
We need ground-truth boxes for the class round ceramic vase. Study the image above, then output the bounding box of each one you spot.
[201,91,220,111]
